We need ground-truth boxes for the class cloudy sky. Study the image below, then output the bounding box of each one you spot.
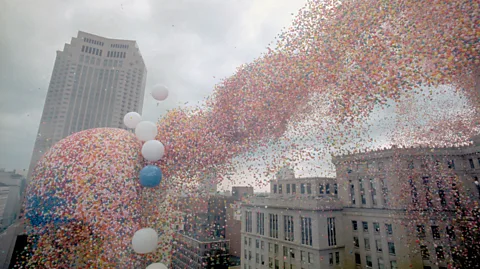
[0,0,308,174]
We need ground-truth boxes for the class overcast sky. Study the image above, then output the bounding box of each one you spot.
[0,0,308,173]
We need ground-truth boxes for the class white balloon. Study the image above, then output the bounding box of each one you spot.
[152,85,169,101]
[132,228,158,254]
[141,140,165,161]
[123,112,142,129]
[146,263,168,269]
[135,121,158,142]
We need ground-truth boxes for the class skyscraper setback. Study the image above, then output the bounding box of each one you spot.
[28,31,147,178]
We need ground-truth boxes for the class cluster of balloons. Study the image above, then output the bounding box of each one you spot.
[123,85,170,268]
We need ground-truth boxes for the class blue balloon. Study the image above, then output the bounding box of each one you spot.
[139,165,162,187]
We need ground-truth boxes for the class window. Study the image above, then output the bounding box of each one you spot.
[431,226,440,239]
[388,242,396,255]
[269,243,273,252]
[420,245,429,260]
[289,248,295,259]
[257,212,265,235]
[249,238,252,246]
[378,257,384,269]
[469,158,475,169]
[446,226,455,240]
[301,183,305,194]
[326,183,330,194]
[354,236,359,247]
[273,184,277,193]
[261,254,265,265]
[380,178,388,206]
[409,177,418,204]
[373,222,380,233]
[283,246,288,257]
[327,217,336,246]
[301,251,306,262]
[335,252,339,264]
[352,220,358,231]
[244,237,248,246]
[350,180,356,204]
[256,239,259,248]
[244,249,247,259]
[301,217,312,246]
[423,177,433,207]
[370,179,377,205]
[286,184,290,194]
[274,244,279,254]
[376,239,382,252]
[359,179,366,204]
[329,253,333,265]
[438,184,447,207]
[390,261,398,269]
[275,259,279,269]
[385,223,393,235]
[306,183,312,194]
[309,252,313,263]
[246,211,252,232]
[249,250,252,260]
[363,221,369,232]
[334,183,338,195]
[319,184,324,194]
[436,246,444,260]
[278,184,283,194]
[269,214,279,238]
[448,159,455,169]
[416,225,426,238]
[284,215,294,241]
[355,253,361,265]
[364,238,370,250]
[366,255,372,267]
[261,241,264,250]
[256,253,259,263]
[292,184,296,194]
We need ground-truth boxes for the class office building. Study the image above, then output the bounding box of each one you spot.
[28,31,147,178]
[240,168,345,269]
[332,135,480,269]
[0,169,27,269]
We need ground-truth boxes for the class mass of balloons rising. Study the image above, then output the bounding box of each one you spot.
[20,0,480,267]
[124,85,169,269]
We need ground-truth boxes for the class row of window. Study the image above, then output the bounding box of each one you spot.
[420,245,445,261]
[273,182,338,196]
[350,178,388,206]
[107,50,127,58]
[81,45,102,56]
[354,236,395,255]
[352,220,393,235]
[111,43,129,49]
[355,253,397,269]
[246,213,323,246]
[416,224,456,240]
[83,37,104,46]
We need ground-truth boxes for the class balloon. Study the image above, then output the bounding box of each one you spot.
[141,140,165,161]
[123,112,142,129]
[151,85,169,101]
[135,121,158,141]
[139,165,162,187]
[132,228,158,254]
[146,263,168,269]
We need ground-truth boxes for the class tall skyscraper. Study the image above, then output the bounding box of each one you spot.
[28,31,147,178]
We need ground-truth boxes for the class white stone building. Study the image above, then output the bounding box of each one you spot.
[241,168,345,269]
